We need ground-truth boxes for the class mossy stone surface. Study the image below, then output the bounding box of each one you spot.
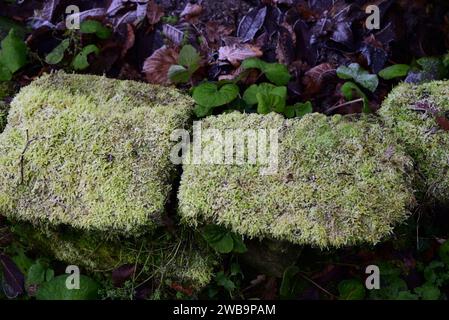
[379,81,449,202]
[11,222,216,290]
[178,112,416,248]
[0,72,194,235]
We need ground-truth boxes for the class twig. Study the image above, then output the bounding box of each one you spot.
[326,98,364,114]
[298,272,337,299]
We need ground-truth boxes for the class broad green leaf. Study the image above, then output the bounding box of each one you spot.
[202,225,235,254]
[36,275,100,300]
[337,63,378,92]
[213,233,234,254]
[168,64,190,83]
[243,83,286,114]
[242,58,291,86]
[178,45,201,72]
[280,266,300,299]
[216,271,236,292]
[341,81,370,113]
[192,82,239,108]
[0,29,27,74]
[264,63,291,86]
[193,104,212,118]
[80,20,111,39]
[414,284,441,300]
[338,279,366,300]
[26,262,46,287]
[45,39,70,65]
[285,101,313,118]
[231,234,247,254]
[379,64,410,80]
[72,44,100,70]
[0,61,11,81]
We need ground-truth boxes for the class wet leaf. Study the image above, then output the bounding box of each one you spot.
[45,39,70,65]
[237,7,267,43]
[337,63,378,92]
[218,44,262,66]
[0,254,24,298]
[142,46,178,85]
[72,44,100,70]
[379,64,410,80]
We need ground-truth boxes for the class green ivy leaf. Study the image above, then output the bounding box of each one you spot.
[242,58,291,86]
[379,64,410,80]
[192,82,239,108]
[341,81,370,113]
[36,275,100,300]
[168,64,190,83]
[72,44,100,70]
[0,29,27,75]
[337,63,378,92]
[178,44,201,72]
[80,20,111,39]
[338,279,366,300]
[45,39,70,65]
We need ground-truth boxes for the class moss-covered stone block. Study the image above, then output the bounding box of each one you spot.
[178,112,416,248]
[0,72,194,235]
[11,222,216,291]
[379,81,449,202]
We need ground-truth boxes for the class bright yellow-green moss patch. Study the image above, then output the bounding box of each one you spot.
[0,72,194,235]
[379,81,449,202]
[11,222,216,290]
[178,112,416,248]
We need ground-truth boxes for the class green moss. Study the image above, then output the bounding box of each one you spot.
[178,112,416,248]
[0,72,194,236]
[379,81,449,202]
[11,222,216,290]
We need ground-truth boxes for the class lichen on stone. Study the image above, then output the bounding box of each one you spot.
[0,72,194,236]
[379,81,449,203]
[178,112,416,248]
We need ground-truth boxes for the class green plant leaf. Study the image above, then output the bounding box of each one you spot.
[414,284,441,300]
[178,44,201,72]
[0,61,11,81]
[337,63,378,92]
[379,64,410,80]
[80,20,111,39]
[231,234,247,254]
[45,39,70,65]
[242,58,291,86]
[192,82,239,108]
[216,271,236,292]
[72,44,100,70]
[243,83,287,114]
[338,279,366,300]
[36,275,100,300]
[202,225,234,254]
[0,29,27,74]
[280,266,300,299]
[168,64,190,83]
[285,101,313,118]
[194,104,212,118]
[341,81,370,113]
[26,261,46,287]
[396,291,419,300]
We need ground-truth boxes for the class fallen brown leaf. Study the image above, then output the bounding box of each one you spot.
[146,0,164,26]
[218,43,263,66]
[142,46,178,85]
[303,63,336,97]
[180,3,203,23]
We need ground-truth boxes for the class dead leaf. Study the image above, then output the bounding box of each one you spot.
[121,24,135,58]
[303,63,336,96]
[218,44,262,66]
[142,46,178,85]
[237,7,267,43]
[146,0,164,26]
[180,3,203,23]
[162,24,185,46]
